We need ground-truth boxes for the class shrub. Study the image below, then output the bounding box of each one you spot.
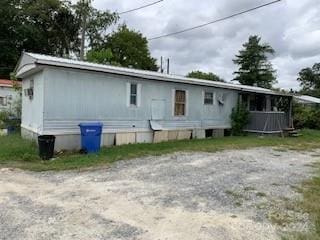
[0,111,21,131]
[293,103,320,130]
[0,111,10,129]
[230,104,250,136]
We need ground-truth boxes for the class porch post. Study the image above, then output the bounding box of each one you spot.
[266,95,271,111]
[288,96,293,128]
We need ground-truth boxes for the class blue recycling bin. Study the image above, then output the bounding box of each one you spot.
[79,122,103,153]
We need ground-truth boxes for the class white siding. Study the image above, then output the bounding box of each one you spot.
[21,71,44,133]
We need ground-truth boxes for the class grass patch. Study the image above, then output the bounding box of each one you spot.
[274,148,289,152]
[244,186,256,191]
[269,211,293,227]
[271,183,281,186]
[225,190,244,199]
[256,192,267,197]
[0,129,320,171]
[282,161,320,240]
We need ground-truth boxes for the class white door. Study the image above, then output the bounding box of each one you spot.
[151,99,166,120]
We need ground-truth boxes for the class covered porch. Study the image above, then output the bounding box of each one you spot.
[239,93,293,134]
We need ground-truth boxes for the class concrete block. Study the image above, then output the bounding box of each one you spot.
[21,127,38,141]
[213,129,224,138]
[0,129,7,136]
[102,133,115,146]
[116,132,136,145]
[153,131,169,143]
[136,132,153,143]
[193,129,205,139]
[54,134,81,151]
[168,131,179,141]
[177,130,192,140]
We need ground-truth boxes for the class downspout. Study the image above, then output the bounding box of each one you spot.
[288,96,293,128]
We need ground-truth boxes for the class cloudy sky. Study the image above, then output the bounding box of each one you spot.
[92,0,320,90]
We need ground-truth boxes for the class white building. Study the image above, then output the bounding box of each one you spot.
[0,79,21,113]
[15,52,293,151]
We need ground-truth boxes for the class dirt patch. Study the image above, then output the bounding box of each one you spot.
[0,147,319,240]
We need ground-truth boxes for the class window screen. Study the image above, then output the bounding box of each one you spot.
[204,92,214,105]
[0,97,5,106]
[130,83,137,106]
[174,90,186,116]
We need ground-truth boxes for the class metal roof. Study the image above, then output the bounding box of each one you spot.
[16,52,290,96]
[294,95,320,104]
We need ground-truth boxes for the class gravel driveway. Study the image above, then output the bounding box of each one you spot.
[1,147,319,240]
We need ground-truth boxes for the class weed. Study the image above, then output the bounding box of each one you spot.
[256,192,267,197]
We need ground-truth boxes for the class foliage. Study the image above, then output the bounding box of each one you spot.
[73,0,118,49]
[0,0,80,78]
[0,110,20,130]
[11,92,22,118]
[293,103,320,130]
[297,63,320,98]
[233,35,277,89]
[0,0,119,78]
[1,130,320,171]
[95,25,158,71]
[186,71,224,82]
[230,104,250,136]
[86,48,113,64]
[0,111,10,128]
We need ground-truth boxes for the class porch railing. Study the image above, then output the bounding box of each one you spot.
[244,111,290,133]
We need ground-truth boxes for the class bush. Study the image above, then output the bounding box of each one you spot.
[0,111,10,129]
[293,103,320,130]
[230,104,250,136]
[0,111,21,131]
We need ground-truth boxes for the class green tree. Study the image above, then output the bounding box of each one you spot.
[0,0,80,78]
[187,71,224,82]
[297,63,320,97]
[0,0,20,78]
[74,0,118,59]
[86,48,113,64]
[97,25,158,71]
[233,35,276,89]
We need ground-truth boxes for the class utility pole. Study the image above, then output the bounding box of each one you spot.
[167,58,170,74]
[160,56,164,73]
[79,0,91,60]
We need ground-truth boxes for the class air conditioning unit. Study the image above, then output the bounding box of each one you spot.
[217,93,226,105]
[24,88,34,99]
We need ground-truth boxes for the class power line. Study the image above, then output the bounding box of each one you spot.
[119,0,164,15]
[148,0,281,41]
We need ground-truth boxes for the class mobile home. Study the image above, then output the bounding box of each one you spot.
[0,79,21,114]
[15,53,293,150]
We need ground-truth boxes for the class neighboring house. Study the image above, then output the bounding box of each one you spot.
[15,52,293,151]
[294,95,320,106]
[0,79,21,113]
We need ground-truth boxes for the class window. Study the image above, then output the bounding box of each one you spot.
[130,83,137,106]
[174,90,186,116]
[204,92,214,105]
[249,95,265,111]
[0,97,6,106]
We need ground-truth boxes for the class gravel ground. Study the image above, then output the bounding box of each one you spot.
[1,147,319,240]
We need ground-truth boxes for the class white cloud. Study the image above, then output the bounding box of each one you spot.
[92,0,320,90]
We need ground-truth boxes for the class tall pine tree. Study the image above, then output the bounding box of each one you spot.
[233,35,276,89]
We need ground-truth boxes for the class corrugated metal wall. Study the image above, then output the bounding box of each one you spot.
[21,71,44,133]
[40,67,238,134]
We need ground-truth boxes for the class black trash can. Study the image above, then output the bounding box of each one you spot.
[38,135,56,160]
